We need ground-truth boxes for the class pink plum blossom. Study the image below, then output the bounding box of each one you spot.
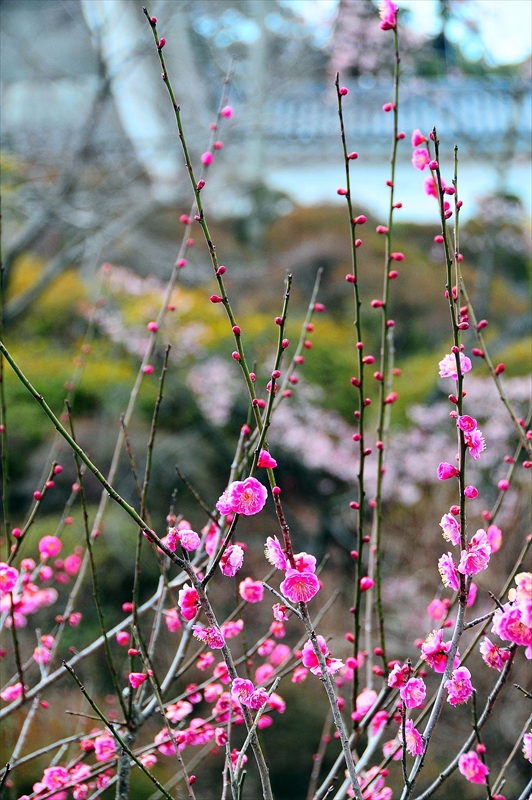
[166,700,193,722]
[439,513,460,546]
[438,352,472,380]
[129,672,148,689]
[217,477,267,516]
[178,584,200,621]
[38,535,62,559]
[371,710,388,737]
[492,604,532,655]
[487,524,502,553]
[423,174,439,198]
[94,732,116,761]
[379,0,397,29]
[400,677,426,709]
[421,629,460,673]
[458,751,489,784]
[412,148,430,170]
[264,536,287,570]
[438,552,460,591]
[354,687,378,718]
[64,553,82,575]
[1,682,24,701]
[523,731,532,762]
[437,462,459,480]
[479,637,510,671]
[427,598,448,620]
[165,608,182,632]
[445,666,473,705]
[116,631,130,647]
[302,636,344,677]
[280,569,320,603]
[412,129,427,146]
[220,619,244,639]
[256,663,275,684]
[293,552,317,573]
[465,428,485,459]
[239,577,264,603]
[231,678,254,707]
[400,719,424,756]
[387,662,409,688]
[0,563,18,594]
[177,529,201,551]
[257,449,277,468]
[35,766,69,792]
[269,643,290,666]
[458,530,491,576]
[272,602,289,621]
[192,625,225,649]
[220,544,244,576]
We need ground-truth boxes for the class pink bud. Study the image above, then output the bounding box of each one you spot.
[428,160,438,170]
[147,321,158,332]
[210,295,223,304]
[337,187,348,196]
[346,274,356,283]
[354,215,366,225]
[390,252,404,261]
[221,105,233,118]
[142,365,154,375]
[216,265,226,275]
[371,299,384,308]
[232,325,241,334]
[388,270,399,279]
[498,479,510,491]
[434,234,444,243]
[197,179,205,190]
[360,577,374,592]
[348,152,358,160]
[282,338,289,349]
[376,225,388,234]
[232,351,241,362]
[214,141,223,150]
[201,151,213,165]
[495,363,505,375]
[464,485,478,499]
[34,491,42,501]
[382,103,395,112]
[272,486,281,496]
[158,38,166,49]
[339,87,348,96]
[177,258,187,268]
[180,214,190,224]
[477,319,488,330]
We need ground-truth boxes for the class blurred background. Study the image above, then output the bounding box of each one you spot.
[1,1,531,798]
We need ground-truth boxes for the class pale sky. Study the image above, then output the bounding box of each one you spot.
[283,0,532,65]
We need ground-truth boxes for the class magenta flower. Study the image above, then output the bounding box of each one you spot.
[231,678,254,707]
[479,637,510,671]
[217,477,267,516]
[293,551,317,573]
[220,618,244,639]
[400,719,424,756]
[438,352,472,380]
[220,544,244,577]
[270,643,290,666]
[437,462,459,480]
[216,483,237,515]
[400,677,426,709]
[458,530,491,576]
[272,602,289,621]
[439,513,460,546]
[412,129,427,147]
[0,682,23,702]
[457,414,476,432]
[421,629,460,673]
[129,672,148,689]
[523,731,532,762]
[35,766,69,791]
[353,687,378,720]
[423,174,439,198]
[177,529,201,551]
[487,524,502,553]
[445,666,473,705]
[458,751,489,784]
[387,662,409,688]
[427,598,447,620]
[38,535,62,559]
[302,636,344,676]
[379,0,397,29]
[239,577,264,603]
[466,428,486,459]
[192,625,225,649]
[94,733,117,762]
[257,449,277,468]
[438,552,460,591]
[0,563,18,594]
[492,604,532,652]
[264,536,287,570]
[412,147,430,171]
[249,688,269,710]
[280,569,320,603]
[178,584,200,621]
